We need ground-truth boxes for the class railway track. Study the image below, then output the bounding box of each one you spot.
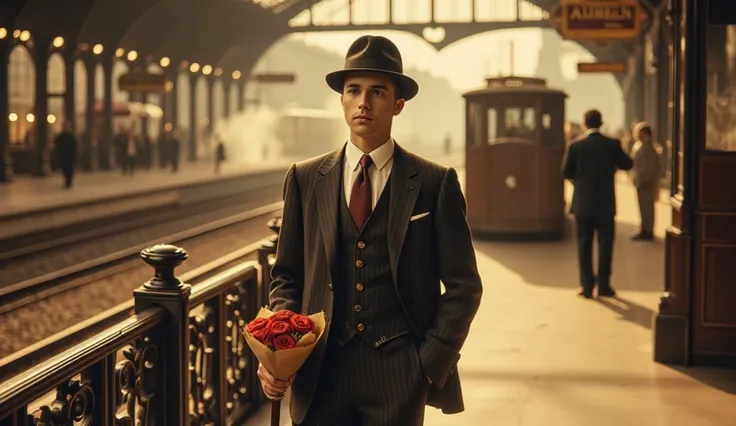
[0,180,285,287]
[0,199,284,361]
[0,198,283,316]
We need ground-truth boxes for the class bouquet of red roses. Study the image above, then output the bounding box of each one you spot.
[246,309,320,353]
[244,307,325,376]
[243,308,326,425]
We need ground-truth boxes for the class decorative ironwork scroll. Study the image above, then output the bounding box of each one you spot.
[224,284,251,414]
[114,337,159,426]
[28,379,95,425]
[189,306,217,425]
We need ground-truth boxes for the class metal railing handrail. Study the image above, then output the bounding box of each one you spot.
[0,252,270,421]
[0,307,166,417]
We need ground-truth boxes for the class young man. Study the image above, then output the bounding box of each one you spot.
[563,109,633,299]
[257,35,483,426]
[629,122,662,240]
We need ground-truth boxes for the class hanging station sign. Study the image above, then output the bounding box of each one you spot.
[118,71,167,93]
[577,61,628,73]
[550,0,646,42]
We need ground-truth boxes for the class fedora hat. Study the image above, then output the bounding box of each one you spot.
[325,35,419,101]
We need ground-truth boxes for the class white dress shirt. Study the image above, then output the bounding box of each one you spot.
[343,138,394,209]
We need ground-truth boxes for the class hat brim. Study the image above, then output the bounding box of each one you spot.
[325,69,419,101]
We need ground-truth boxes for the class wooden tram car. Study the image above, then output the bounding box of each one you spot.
[463,76,568,240]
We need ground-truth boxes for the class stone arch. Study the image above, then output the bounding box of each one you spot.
[74,59,87,129]
[194,75,208,154]
[111,58,129,103]
[213,79,225,126]
[176,71,190,133]
[47,52,65,133]
[8,45,35,144]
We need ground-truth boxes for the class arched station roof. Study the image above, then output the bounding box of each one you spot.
[1,0,659,76]
[2,0,299,73]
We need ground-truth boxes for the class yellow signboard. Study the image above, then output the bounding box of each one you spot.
[559,0,643,41]
[118,71,167,93]
[577,61,628,73]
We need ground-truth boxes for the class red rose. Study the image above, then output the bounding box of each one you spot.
[267,320,293,336]
[273,334,297,350]
[246,317,268,333]
[290,314,314,334]
[251,328,270,345]
[271,310,296,321]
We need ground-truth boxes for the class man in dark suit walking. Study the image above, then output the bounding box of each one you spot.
[563,109,633,299]
[257,35,483,426]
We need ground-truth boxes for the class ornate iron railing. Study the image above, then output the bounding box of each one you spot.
[0,217,281,426]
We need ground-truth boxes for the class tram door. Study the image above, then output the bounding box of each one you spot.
[537,96,566,219]
[485,101,539,229]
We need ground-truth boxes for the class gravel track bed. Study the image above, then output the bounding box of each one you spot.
[0,186,282,287]
[0,209,280,359]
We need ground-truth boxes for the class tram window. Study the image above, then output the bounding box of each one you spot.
[487,108,498,141]
[706,0,736,151]
[543,113,551,129]
[503,107,535,141]
[469,102,484,147]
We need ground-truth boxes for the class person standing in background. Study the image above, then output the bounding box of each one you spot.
[629,122,663,241]
[563,109,633,299]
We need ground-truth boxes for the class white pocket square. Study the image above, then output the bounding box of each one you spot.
[410,212,430,222]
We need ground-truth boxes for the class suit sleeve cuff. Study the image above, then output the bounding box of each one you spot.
[418,337,460,388]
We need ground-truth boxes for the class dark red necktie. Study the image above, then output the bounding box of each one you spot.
[348,154,373,229]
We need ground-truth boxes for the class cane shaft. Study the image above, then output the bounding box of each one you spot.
[271,400,281,426]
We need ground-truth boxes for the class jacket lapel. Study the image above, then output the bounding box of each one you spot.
[388,144,420,287]
[315,145,345,282]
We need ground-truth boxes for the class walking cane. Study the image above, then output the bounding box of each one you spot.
[271,399,281,426]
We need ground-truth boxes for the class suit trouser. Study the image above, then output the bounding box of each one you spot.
[297,335,430,426]
[574,215,615,291]
[636,186,656,234]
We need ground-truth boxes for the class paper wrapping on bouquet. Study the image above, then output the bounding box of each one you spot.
[243,307,327,381]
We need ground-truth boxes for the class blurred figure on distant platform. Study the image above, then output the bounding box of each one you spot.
[122,128,138,175]
[629,122,663,241]
[54,120,77,188]
[214,134,226,175]
[169,128,181,173]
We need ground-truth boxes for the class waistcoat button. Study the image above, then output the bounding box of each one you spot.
[357,323,365,332]
[356,260,364,268]
[357,241,366,249]
[355,283,364,292]
[354,304,362,312]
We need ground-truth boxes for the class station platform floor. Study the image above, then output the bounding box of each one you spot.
[0,159,296,218]
[248,169,736,426]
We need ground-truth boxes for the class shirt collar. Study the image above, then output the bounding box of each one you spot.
[584,128,600,135]
[346,137,395,172]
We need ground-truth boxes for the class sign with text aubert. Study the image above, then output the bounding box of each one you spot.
[577,61,628,73]
[561,0,642,41]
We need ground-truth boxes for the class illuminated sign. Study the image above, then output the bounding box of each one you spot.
[557,0,643,41]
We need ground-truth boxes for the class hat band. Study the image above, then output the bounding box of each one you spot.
[344,57,403,74]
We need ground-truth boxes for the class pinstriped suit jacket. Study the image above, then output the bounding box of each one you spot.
[269,142,483,423]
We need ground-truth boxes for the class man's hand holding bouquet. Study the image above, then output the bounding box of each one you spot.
[242,307,326,425]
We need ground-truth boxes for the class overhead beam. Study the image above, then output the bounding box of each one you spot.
[291,20,550,34]
[276,0,323,20]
